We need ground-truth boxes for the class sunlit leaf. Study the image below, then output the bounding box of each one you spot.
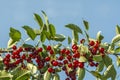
[93,55,102,62]
[23,26,36,40]
[90,71,102,79]
[116,56,120,67]
[42,11,49,27]
[83,20,89,30]
[116,25,120,35]
[115,47,120,53]
[77,68,85,80]
[72,30,79,42]
[96,61,104,72]
[112,34,120,44]
[7,38,17,48]
[34,13,43,28]
[65,24,83,34]
[53,73,60,80]
[103,55,112,67]
[53,34,66,42]
[9,27,21,41]
[44,71,51,80]
[79,56,87,62]
[41,32,46,43]
[96,31,104,41]
[0,70,13,80]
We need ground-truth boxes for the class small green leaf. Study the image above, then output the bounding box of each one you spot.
[34,13,43,28]
[9,27,21,41]
[115,47,120,53]
[72,30,79,42]
[41,32,46,43]
[49,24,56,37]
[112,34,120,43]
[116,56,120,67]
[116,25,120,35]
[23,26,36,40]
[84,31,89,41]
[93,55,102,62]
[65,24,83,34]
[68,36,71,45]
[44,71,51,80]
[22,44,34,48]
[45,31,51,40]
[103,55,112,67]
[79,56,87,62]
[96,31,104,41]
[90,71,102,78]
[7,38,17,48]
[53,73,60,80]
[42,11,49,27]
[96,61,104,72]
[34,29,41,35]
[77,68,85,80]
[83,20,89,30]
[53,34,66,42]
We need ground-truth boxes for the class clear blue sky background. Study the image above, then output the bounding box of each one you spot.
[0,0,120,80]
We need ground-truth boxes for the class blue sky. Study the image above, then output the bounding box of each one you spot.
[0,0,120,79]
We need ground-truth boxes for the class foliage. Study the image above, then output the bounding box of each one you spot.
[0,11,120,80]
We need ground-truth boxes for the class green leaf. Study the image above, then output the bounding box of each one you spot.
[34,29,41,35]
[96,61,104,72]
[0,70,13,80]
[103,55,112,67]
[49,24,56,37]
[72,30,79,42]
[53,73,60,80]
[45,31,51,40]
[27,63,37,75]
[111,34,120,43]
[115,47,120,53]
[77,68,85,80]
[22,44,34,48]
[79,56,87,62]
[68,36,71,45]
[83,20,89,30]
[44,71,51,80]
[34,13,43,28]
[96,31,104,41]
[90,71,102,79]
[103,65,116,80]
[41,32,46,43]
[7,38,17,48]
[23,26,36,40]
[9,27,21,41]
[65,24,83,34]
[84,31,89,41]
[42,11,49,27]
[93,55,102,62]
[53,34,66,42]
[116,56,120,67]
[116,25,120,35]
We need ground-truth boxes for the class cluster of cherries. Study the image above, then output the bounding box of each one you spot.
[2,39,105,80]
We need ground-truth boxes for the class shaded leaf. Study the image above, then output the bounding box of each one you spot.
[9,27,21,41]
[53,73,60,80]
[0,70,13,80]
[96,61,104,72]
[77,68,85,80]
[68,36,71,45]
[65,24,83,34]
[34,13,43,28]
[22,44,34,48]
[49,24,56,37]
[90,71,102,79]
[115,47,120,53]
[23,26,36,40]
[83,20,89,30]
[72,30,79,42]
[116,25,120,35]
[41,32,46,43]
[103,55,112,67]
[42,11,49,27]
[84,31,89,41]
[116,56,120,67]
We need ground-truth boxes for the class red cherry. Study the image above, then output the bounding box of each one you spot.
[6,54,10,58]
[73,52,80,58]
[45,56,50,61]
[18,47,23,52]
[47,45,51,51]
[80,39,85,44]
[58,56,64,61]
[37,47,43,52]
[99,47,104,53]
[89,41,95,46]
[78,62,84,68]
[89,61,95,67]
[66,55,72,61]
[63,59,68,64]
[65,50,70,55]
[22,54,26,60]
[68,63,73,68]
[52,61,58,66]
[48,67,54,73]
[72,44,78,50]
[12,45,17,50]
[60,48,66,54]
[49,50,54,55]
